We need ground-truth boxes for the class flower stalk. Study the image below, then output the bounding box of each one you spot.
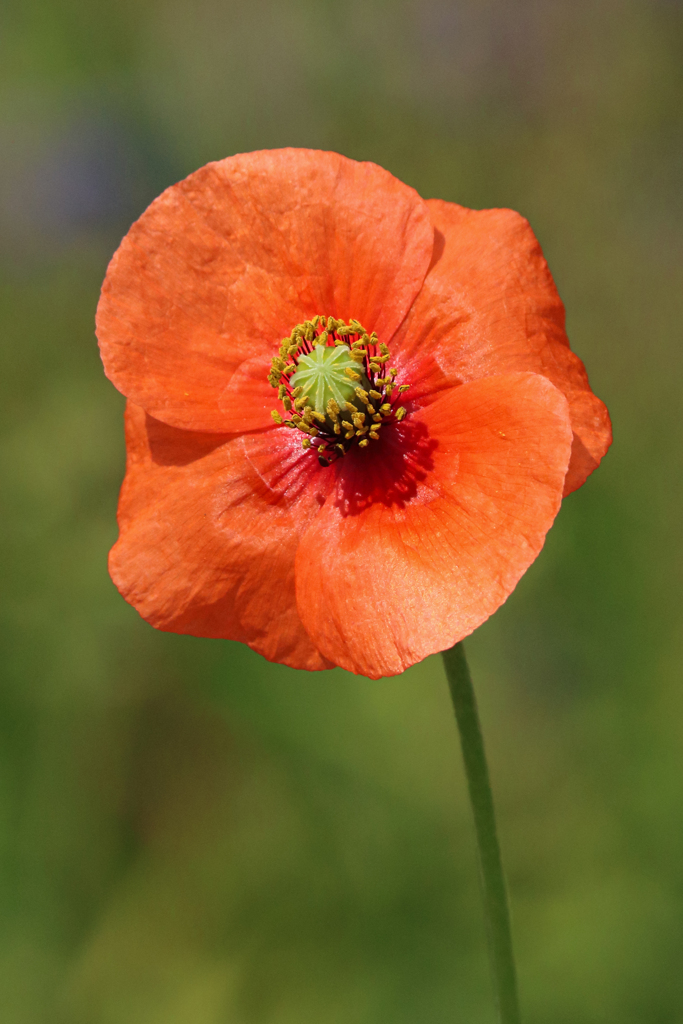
[442,642,521,1024]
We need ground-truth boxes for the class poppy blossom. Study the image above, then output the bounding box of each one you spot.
[97,148,611,679]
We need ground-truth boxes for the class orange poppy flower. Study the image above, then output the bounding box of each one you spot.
[97,149,611,679]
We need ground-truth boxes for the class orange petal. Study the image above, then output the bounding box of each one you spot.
[97,150,434,432]
[295,373,572,678]
[218,354,277,433]
[392,200,611,495]
[110,402,334,670]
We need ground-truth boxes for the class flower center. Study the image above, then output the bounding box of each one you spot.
[268,316,410,465]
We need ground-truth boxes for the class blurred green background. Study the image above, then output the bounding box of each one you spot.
[1,0,682,1020]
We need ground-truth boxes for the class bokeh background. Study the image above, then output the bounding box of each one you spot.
[1,0,682,1020]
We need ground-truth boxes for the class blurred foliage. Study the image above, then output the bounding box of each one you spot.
[1,0,682,1021]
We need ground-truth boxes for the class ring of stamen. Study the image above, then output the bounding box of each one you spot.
[268,316,409,466]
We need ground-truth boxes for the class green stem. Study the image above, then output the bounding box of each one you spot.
[442,642,521,1024]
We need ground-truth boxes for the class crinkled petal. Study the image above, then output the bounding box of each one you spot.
[218,355,275,433]
[294,373,572,678]
[391,200,611,494]
[110,402,334,670]
[97,150,434,432]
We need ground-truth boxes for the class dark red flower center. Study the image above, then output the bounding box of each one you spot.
[268,316,410,466]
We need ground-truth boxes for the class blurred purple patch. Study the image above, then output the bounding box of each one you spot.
[30,118,132,230]
[0,103,170,260]
[412,0,562,110]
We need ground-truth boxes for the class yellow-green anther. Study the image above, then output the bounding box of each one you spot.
[271,316,409,463]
